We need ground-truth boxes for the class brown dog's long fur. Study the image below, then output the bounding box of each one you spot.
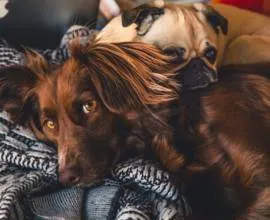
[127,65,270,219]
[176,71,270,220]
[70,42,179,112]
[0,42,179,185]
[1,42,270,219]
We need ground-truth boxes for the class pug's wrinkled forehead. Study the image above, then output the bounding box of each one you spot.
[97,0,228,52]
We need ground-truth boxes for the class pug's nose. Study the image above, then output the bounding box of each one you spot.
[59,166,80,185]
[180,58,218,90]
[191,59,204,70]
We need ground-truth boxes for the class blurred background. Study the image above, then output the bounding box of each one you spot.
[0,0,268,49]
[99,0,270,20]
[99,0,209,20]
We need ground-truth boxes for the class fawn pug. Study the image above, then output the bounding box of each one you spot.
[97,0,270,89]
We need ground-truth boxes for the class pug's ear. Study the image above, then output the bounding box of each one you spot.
[194,3,228,35]
[121,0,165,36]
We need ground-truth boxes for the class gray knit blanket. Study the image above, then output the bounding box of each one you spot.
[0,26,191,220]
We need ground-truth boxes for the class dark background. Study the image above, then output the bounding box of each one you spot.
[0,0,99,48]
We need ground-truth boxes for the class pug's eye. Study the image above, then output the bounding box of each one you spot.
[82,101,97,114]
[164,47,186,59]
[204,47,217,64]
[45,120,56,130]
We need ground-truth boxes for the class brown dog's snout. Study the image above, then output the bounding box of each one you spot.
[59,166,80,185]
[180,58,218,90]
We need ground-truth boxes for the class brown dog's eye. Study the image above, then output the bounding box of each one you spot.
[45,120,56,130]
[82,101,96,114]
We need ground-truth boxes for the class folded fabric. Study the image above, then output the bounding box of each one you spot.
[28,161,190,220]
[0,26,191,220]
[0,112,58,220]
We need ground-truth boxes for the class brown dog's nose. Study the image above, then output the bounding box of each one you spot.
[59,167,80,185]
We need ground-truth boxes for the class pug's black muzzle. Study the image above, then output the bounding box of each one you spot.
[178,58,218,90]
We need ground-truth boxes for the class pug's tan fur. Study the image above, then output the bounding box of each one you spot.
[97,1,270,67]
[213,3,270,65]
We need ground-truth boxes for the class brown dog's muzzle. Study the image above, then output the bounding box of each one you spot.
[179,58,218,90]
[58,148,82,185]
[58,143,117,186]
[58,156,106,186]
[59,165,81,185]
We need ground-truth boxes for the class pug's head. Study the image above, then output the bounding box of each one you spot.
[97,0,228,90]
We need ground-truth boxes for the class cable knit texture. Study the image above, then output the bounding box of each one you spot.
[0,26,191,220]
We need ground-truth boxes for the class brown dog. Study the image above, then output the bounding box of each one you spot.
[125,63,270,220]
[174,67,270,220]
[1,43,270,219]
[0,43,178,186]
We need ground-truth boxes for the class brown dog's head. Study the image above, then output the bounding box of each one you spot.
[97,1,228,90]
[0,42,178,186]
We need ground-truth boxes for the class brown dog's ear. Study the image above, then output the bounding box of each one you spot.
[194,3,228,35]
[121,0,165,36]
[0,49,48,121]
[0,66,47,141]
[20,93,48,141]
[0,65,38,121]
[72,42,179,114]
[23,49,50,74]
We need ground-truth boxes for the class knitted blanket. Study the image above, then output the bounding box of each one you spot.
[0,26,191,220]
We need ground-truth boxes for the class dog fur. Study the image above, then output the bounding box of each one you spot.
[0,42,178,185]
[1,43,270,219]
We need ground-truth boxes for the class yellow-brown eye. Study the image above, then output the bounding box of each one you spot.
[82,101,96,114]
[46,120,56,129]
